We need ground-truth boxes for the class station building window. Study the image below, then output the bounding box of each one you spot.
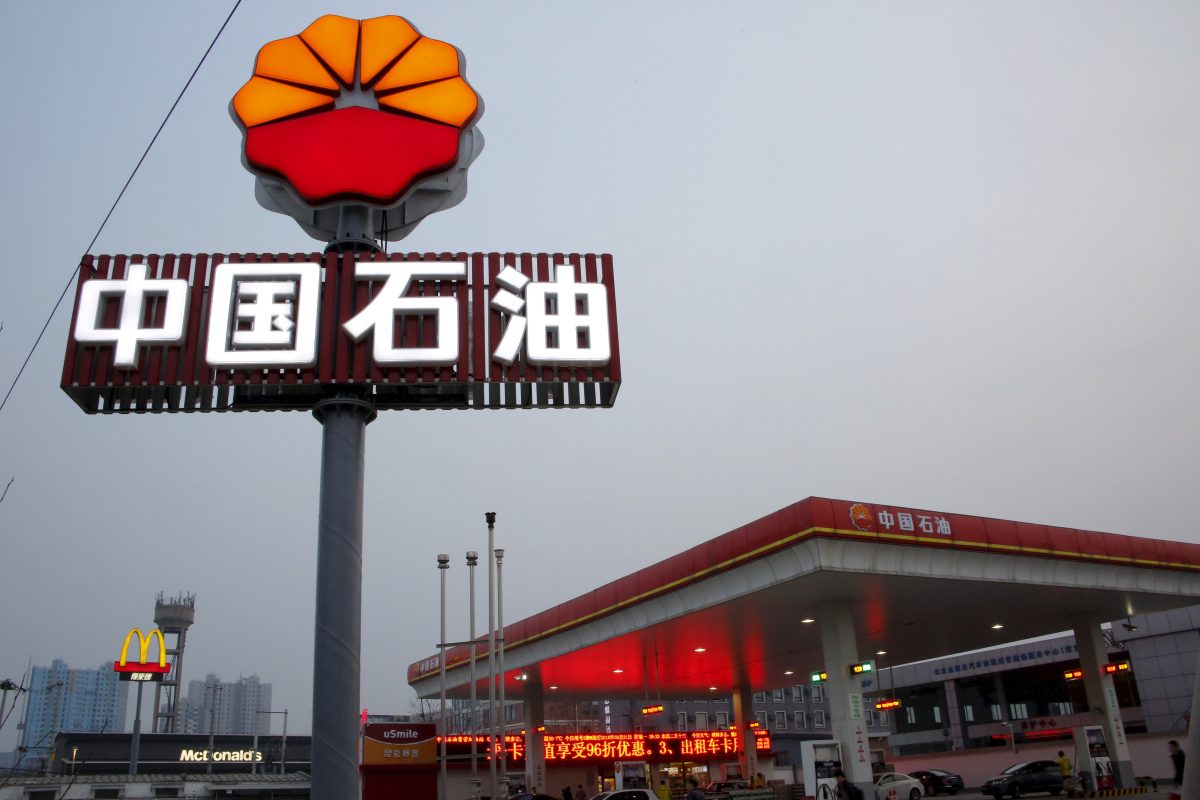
[932,706,942,724]
[1009,703,1029,720]
[755,711,767,728]
[753,692,766,704]
[906,707,917,725]
[677,712,687,730]
[963,705,974,722]
[811,686,823,703]
[772,689,784,702]
[716,711,728,728]
[795,711,806,728]
[813,710,826,728]
[990,704,1002,721]
[792,685,804,702]
[696,711,709,730]
[774,711,787,729]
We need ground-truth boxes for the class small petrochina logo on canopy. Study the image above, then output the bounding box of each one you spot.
[849,503,874,531]
[848,502,953,536]
[231,15,483,241]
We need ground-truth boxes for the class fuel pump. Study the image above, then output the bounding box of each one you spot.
[801,740,842,800]
[615,761,649,790]
[1072,725,1114,792]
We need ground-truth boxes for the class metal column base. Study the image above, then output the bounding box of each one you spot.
[311,396,376,800]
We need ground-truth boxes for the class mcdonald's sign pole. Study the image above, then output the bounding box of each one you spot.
[113,628,169,774]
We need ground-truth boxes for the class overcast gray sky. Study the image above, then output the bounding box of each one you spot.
[1,1,1198,751]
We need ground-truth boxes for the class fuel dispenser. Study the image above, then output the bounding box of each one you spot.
[800,740,842,800]
[1072,725,1115,792]
[615,761,649,790]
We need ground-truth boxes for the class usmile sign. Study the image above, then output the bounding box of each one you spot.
[61,15,620,414]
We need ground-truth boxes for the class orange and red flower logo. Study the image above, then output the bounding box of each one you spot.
[849,503,874,531]
[231,14,480,207]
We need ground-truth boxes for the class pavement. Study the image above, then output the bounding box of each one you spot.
[936,790,1175,800]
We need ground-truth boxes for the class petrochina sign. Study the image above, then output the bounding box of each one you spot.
[232,14,482,242]
[113,628,170,682]
[61,252,620,413]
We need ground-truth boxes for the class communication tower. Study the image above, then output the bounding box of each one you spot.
[151,591,195,732]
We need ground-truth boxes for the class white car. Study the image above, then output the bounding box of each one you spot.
[874,772,925,800]
[587,791,657,800]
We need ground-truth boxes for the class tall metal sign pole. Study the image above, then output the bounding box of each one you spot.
[61,14,622,800]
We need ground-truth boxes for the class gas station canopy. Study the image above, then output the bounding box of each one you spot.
[409,497,1200,700]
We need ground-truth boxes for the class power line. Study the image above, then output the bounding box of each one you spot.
[0,0,243,416]
[0,476,13,505]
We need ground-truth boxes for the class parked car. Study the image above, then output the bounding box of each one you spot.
[873,772,925,800]
[509,794,559,800]
[980,760,1065,799]
[586,791,657,800]
[908,769,965,795]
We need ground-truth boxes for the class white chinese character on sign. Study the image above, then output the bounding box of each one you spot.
[877,510,895,530]
[343,262,466,365]
[897,513,914,532]
[206,263,321,368]
[935,516,952,535]
[491,266,530,364]
[490,264,610,366]
[918,515,934,534]
[74,263,189,368]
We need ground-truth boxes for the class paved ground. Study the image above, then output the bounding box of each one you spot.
[934,790,1174,800]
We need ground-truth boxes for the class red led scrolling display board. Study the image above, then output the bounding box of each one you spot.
[443,730,771,766]
[61,252,620,413]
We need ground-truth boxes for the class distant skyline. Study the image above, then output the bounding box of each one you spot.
[2,0,1199,756]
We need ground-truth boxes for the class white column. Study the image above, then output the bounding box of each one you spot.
[942,679,965,750]
[819,599,872,796]
[731,685,759,781]
[524,683,546,794]
[1073,615,1133,787]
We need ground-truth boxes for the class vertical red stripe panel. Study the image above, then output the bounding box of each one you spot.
[318,251,339,384]
[94,255,125,389]
[471,254,487,383]
[367,253,386,385]
[182,255,209,388]
[353,254,371,384]
[534,253,552,384]
[438,253,456,383]
[336,252,355,383]
[164,254,188,385]
[601,254,621,382]
[298,252,318,386]
[584,253,604,383]
[61,256,92,388]
[516,253,535,383]
[455,252,470,384]
[555,254,572,384]
[211,255,231,388]
[486,253,502,385]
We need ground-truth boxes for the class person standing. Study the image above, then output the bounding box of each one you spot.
[752,772,766,788]
[685,777,705,800]
[574,784,588,800]
[655,777,672,800]
[833,769,864,800]
[1056,750,1072,779]
[1169,739,1185,787]
[562,786,573,800]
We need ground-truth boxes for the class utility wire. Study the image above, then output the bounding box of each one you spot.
[0,476,13,505]
[0,0,242,416]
